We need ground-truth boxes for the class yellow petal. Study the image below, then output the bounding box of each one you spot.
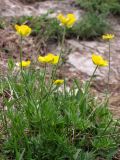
[38,53,59,64]
[15,24,32,37]
[38,56,46,63]
[66,14,76,28]
[102,34,114,40]
[44,55,54,63]
[51,55,60,64]
[38,53,54,63]
[15,24,20,30]
[92,54,108,67]
[19,60,31,67]
[53,79,64,85]
[57,13,76,28]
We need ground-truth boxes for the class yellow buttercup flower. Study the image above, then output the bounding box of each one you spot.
[92,54,108,67]
[18,60,31,67]
[15,24,32,37]
[102,34,114,40]
[57,13,76,28]
[53,79,64,85]
[38,54,54,63]
[38,53,60,65]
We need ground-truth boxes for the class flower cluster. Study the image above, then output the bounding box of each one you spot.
[14,14,115,86]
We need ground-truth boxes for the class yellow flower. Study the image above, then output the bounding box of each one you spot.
[15,24,32,37]
[53,79,64,85]
[38,54,54,63]
[102,34,114,40]
[92,54,108,67]
[38,53,60,65]
[18,60,31,67]
[57,13,76,28]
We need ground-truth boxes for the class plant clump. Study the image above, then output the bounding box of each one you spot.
[0,12,120,160]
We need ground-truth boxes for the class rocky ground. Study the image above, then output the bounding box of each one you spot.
[0,0,120,119]
[0,0,81,17]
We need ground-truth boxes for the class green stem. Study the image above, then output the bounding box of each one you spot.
[86,65,98,91]
[61,27,66,50]
[79,65,98,115]
[43,27,66,100]
[19,36,37,111]
[43,64,47,84]
[52,26,66,80]
[108,40,111,93]
[2,105,8,136]
[0,47,2,75]
[20,36,23,72]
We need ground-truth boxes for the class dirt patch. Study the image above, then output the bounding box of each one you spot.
[19,0,46,3]
[0,0,82,17]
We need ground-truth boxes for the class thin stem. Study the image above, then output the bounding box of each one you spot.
[20,36,23,72]
[61,27,66,50]
[0,47,2,75]
[52,26,66,80]
[42,27,66,100]
[43,64,47,84]
[79,65,98,113]
[2,105,8,136]
[108,40,111,93]
[86,65,98,91]
[19,36,37,111]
